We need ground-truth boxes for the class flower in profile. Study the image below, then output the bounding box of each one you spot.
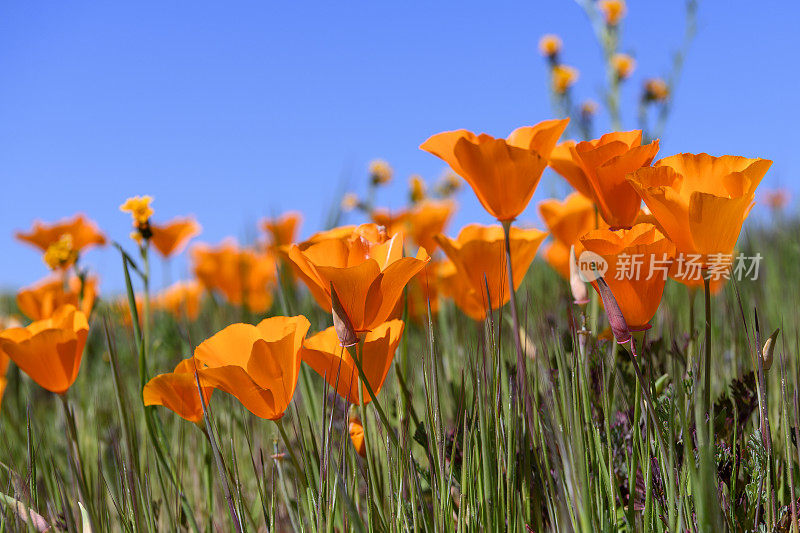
[301,319,404,404]
[373,200,455,255]
[17,275,98,321]
[143,358,213,424]
[191,240,276,312]
[341,193,360,212]
[420,119,569,222]
[369,159,393,185]
[548,131,659,228]
[581,223,675,331]
[155,280,203,321]
[261,212,302,249]
[349,414,367,457]
[409,175,427,204]
[0,305,89,394]
[538,34,562,58]
[434,170,462,197]
[285,224,429,335]
[192,316,310,419]
[43,234,78,270]
[435,224,547,320]
[538,192,604,279]
[150,217,202,257]
[580,100,598,119]
[552,65,579,94]
[763,189,789,212]
[611,53,636,80]
[16,214,106,254]
[120,195,153,225]
[598,0,626,25]
[644,78,669,102]
[627,153,772,264]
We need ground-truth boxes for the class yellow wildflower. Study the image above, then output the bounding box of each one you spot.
[598,0,626,25]
[369,159,393,185]
[538,34,562,58]
[552,65,579,94]
[43,234,78,270]
[612,53,636,80]
[120,195,154,226]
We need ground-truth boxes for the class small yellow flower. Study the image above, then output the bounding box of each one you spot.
[341,193,359,212]
[611,53,636,80]
[120,195,154,226]
[538,34,562,58]
[368,159,393,185]
[552,64,579,94]
[43,234,78,270]
[435,170,462,197]
[598,0,626,26]
[409,175,427,204]
[580,100,598,118]
[644,78,669,101]
[130,231,143,244]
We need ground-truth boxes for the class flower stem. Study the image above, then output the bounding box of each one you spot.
[703,274,712,437]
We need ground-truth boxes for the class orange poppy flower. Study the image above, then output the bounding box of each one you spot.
[371,209,408,239]
[435,224,547,321]
[372,199,456,254]
[17,275,98,321]
[285,224,429,333]
[349,414,366,457]
[405,264,441,322]
[191,240,276,312]
[580,223,675,330]
[420,119,569,221]
[548,131,659,228]
[192,316,310,420]
[155,280,203,320]
[0,343,10,411]
[627,153,772,265]
[150,217,201,257]
[261,212,303,249]
[143,358,213,423]
[16,214,106,253]
[301,319,404,404]
[0,305,89,394]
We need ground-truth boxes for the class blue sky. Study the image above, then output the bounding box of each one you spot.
[1,1,797,291]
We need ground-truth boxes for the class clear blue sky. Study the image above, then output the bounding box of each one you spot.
[1,1,797,292]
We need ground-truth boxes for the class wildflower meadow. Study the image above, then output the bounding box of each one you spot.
[1,1,797,531]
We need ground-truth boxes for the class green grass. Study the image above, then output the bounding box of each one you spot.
[1,214,800,532]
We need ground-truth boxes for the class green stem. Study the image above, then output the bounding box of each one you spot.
[703,275,712,438]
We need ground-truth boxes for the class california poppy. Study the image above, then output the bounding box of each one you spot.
[580,223,675,331]
[143,358,214,423]
[301,319,404,404]
[538,192,604,279]
[0,305,89,394]
[0,349,10,412]
[549,131,659,228]
[627,153,771,265]
[349,414,367,457]
[435,224,547,321]
[420,119,569,221]
[285,224,429,334]
[150,217,202,257]
[17,275,98,321]
[155,280,203,320]
[261,212,303,250]
[372,199,455,254]
[191,240,276,312]
[192,315,310,420]
[16,214,106,253]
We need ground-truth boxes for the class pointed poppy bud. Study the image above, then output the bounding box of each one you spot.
[569,245,589,305]
[762,328,780,371]
[595,277,631,345]
[331,282,359,347]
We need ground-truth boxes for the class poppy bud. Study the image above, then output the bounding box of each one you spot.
[762,328,780,371]
[595,276,631,345]
[569,245,589,305]
[349,413,366,457]
[331,282,359,347]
